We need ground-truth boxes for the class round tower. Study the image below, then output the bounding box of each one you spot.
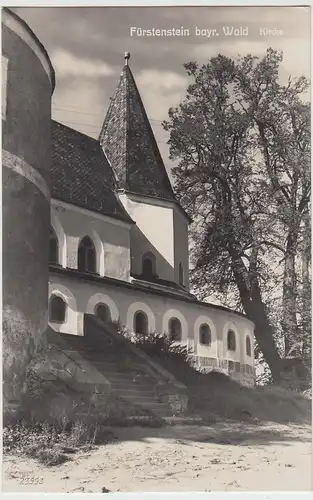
[2,8,55,420]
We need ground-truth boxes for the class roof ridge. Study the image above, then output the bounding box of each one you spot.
[125,65,130,190]
[52,119,99,144]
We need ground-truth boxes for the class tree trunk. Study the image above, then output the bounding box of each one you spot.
[301,210,311,364]
[281,229,299,356]
[230,249,282,382]
[245,299,282,383]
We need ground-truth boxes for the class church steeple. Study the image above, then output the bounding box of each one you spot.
[98,53,175,201]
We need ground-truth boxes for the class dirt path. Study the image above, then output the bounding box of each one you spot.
[3,422,311,493]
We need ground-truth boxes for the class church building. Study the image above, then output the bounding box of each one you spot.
[2,8,255,400]
[48,52,255,385]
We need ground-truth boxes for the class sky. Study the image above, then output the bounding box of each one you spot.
[14,6,311,176]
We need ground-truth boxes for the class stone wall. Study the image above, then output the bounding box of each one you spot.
[20,328,112,426]
[2,8,55,419]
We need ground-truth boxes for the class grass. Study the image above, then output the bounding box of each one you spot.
[3,397,164,467]
[3,418,112,466]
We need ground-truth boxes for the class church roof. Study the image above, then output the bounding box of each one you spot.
[98,53,176,202]
[51,120,133,224]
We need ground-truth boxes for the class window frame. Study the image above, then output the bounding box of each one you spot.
[95,303,112,324]
[134,310,149,335]
[169,317,182,342]
[78,236,96,273]
[49,295,67,323]
[246,335,252,357]
[227,329,236,352]
[179,262,184,286]
[49,227,59,265]
[199,323,212,346]
[141,251,156,279]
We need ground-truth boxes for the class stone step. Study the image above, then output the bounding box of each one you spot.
[94,368,141,378]
[84,362,132,370]
[112,388,159,399]
[121,400,169,413]
[69,348,117,357]
[57,331,176,419]
[104,378,156,391]
[93,366,154,379]
[78,355,138,366]
[126,399,169,409]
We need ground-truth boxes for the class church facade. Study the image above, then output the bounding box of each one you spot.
[48,53,255,386]
[3,9,255,400]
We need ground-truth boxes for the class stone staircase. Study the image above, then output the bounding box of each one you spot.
[56,328,179,419]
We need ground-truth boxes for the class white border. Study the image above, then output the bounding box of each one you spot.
[1,2,311,500]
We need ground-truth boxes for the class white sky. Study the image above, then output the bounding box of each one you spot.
[14,6,311,176]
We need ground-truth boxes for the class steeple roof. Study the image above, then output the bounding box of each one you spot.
[98,53,176,202]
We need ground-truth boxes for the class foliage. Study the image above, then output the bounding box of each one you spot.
[132,331,192,361]
[163,48,311,381]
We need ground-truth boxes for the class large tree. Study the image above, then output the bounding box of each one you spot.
[163,49,310,382]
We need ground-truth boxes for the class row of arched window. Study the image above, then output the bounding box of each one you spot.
[48,294,252,356]
[50,230,97,273]
[226,329,251,356]
[50,228,185,285]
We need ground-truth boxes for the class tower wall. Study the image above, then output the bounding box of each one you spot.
[2,8,55,419]
[119,193,176,282]
[173,206,189,290]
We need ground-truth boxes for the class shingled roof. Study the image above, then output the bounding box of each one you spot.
[98,54,176,202]
[51,120,133,223]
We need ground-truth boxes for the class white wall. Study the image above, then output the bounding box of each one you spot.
[119,193,175,281]
[51,199,132,281]
[48,271,255,380]
[119,192,190,288]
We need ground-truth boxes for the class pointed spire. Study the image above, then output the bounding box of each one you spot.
[98,54,175,202]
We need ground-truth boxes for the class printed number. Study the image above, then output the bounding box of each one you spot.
[20,476,44,485]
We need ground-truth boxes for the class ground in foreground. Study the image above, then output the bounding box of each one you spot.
[3,421,311,492]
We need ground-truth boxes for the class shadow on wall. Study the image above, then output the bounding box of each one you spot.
[130,224,179,285]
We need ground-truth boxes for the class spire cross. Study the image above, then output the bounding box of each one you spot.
[124,52,130,66]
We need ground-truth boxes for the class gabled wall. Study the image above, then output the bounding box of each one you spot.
[119,192,189,288]
[51,199,132,281]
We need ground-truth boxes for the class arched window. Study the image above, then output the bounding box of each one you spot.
[199,324,211,345]
[142,252,156,279]
[169,317,182,341]
[95,304,112,324]
[78,236,96,273]
[227,330,236,351]
[179,263,184,286]
[49,227,59,265]
[49,295,66,323]
[134,311,148,335]
[246,336,252,357]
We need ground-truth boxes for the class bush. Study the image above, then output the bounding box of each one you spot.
[114,324,192,364]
